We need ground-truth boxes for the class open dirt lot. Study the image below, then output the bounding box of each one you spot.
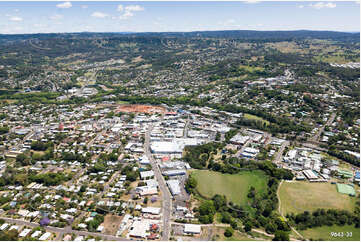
[116,104,166,114]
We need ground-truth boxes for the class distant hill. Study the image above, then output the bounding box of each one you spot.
[0,30,359,43]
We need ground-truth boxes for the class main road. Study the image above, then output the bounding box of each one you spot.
[309,112,336,143]
[144,120,172,241]
[273,140,290,164]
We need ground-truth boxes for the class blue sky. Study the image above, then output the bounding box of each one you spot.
[0,1,359,34]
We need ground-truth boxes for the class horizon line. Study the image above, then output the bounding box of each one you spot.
[0,29,360,36]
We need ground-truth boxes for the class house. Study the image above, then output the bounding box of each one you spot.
[97,225,104,232]
[0,223,9,231]
[9,225,19,231]
[141,207,161,215]
[19,228,31,237]
[31,230,42,238]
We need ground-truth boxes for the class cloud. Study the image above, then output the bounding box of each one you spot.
[56,2,72,9]
[117,5,123,12]
[244,0,261,4]
[81,5,88,9]
[115,5,144,20]
[50,14,63,20]
[91,12,109,18]
[10,16,23,22]
[125,5,144,12]
[309,2,336,9]
[298,5,304,9]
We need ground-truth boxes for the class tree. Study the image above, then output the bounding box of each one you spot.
[224,227,234,237]
[273,231,289,241]
[80,185,87,193]
[185,176,197,194]
[212,194,227,211]
[215,132,221,141]
[244,221,252,232]
[16,153,30,166]
[265,223,277,234]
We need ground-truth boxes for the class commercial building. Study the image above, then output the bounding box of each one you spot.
[303,169,318,180]
[150,142,183,154]
[184,224,201,235]
[166,179,181,195]
[162,169,186,177]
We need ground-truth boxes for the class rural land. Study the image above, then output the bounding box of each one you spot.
[0,26,360,242]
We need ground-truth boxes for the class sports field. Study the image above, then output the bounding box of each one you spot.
[279,181,356,215]
[336,183,356,196]
[300,224,360,241]
[192,170,268,206]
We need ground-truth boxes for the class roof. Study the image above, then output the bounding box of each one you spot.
[167,180,181,195]
[142,207,161,215]
[184,224,201,234]
[140,170,154,179]
[129,220,150,238]
[150,141,182,153]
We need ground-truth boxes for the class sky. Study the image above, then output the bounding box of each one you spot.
[0,1,360,34]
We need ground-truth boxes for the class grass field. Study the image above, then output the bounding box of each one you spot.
[116,100,130,104]
[243,113,270,126]
[192,170,268,206]
[300,224,360,241]
[279,181,357,215]
[239,65,265,73]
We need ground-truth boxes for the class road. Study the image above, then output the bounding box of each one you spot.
[309,113,336,143]
[183,116,190,138]
[273,140,290,164]
[299,142,327,152]
[234,138,252,157]
[87,128,107,149]
[144,121,172,241]
[0,217,129,241]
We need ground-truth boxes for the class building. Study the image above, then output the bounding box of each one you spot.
[303,169,318,180]
[337,169,353,178]
[142,207,161,215]
[184,224,201,235]
[150,142,182,154]
[167,179,181,195]
[140,170,154,179]
[230,134,250,145]
[162,169,186,177]
[129,220,150,238]
[241,147,259,158]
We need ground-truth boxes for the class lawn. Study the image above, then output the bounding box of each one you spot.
[239,64,265,73]
[300,224,360,241]
[279,181,357,216]
[243,113,270,126]
[192,170,268,206]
